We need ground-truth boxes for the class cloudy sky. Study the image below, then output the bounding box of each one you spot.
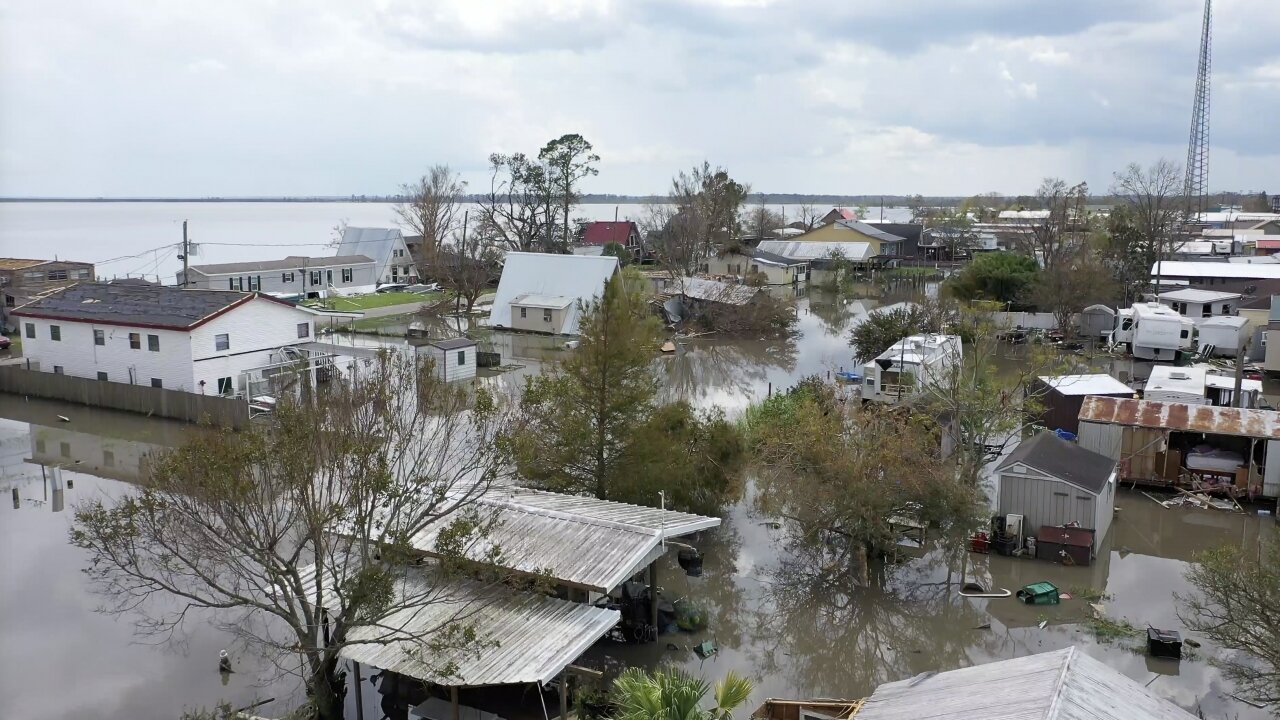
[2,0,1277,198]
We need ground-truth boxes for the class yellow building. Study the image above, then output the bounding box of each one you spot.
[791,219,906,257]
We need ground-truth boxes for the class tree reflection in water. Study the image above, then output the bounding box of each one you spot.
[751,535,993,699]
[660,339,797,406]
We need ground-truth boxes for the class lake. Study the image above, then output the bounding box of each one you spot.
[0,201,914,285]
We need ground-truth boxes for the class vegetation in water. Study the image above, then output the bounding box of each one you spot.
[610,667,754,720]
[1084,615,1143,641]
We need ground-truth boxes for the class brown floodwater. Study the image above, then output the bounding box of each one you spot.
[2,284,1277,719]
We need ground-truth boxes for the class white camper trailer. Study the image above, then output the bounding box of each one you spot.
[1143,364,1262,408]
[1130,302,1195,361]
[1197,315,1250,357]
[862,334,962,405]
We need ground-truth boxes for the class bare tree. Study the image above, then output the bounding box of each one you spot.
[796,203,824,231]
[70,353,518,720]
[742,198,784,242]
[1110,159,1183,291]
[647,162,750,280]
[477,152,558,253]
[436,215,503,313]
[394,165,467,261]
[1010,178,1088,272]
[538,134,600,250]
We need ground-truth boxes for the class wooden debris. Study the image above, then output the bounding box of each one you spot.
[660,341,676,353]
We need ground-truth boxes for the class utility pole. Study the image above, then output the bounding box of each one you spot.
[180,220,190,288]
[1233,337,1246,408]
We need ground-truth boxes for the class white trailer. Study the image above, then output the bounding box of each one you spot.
[1130,302,1195,361]
[862,334,962,405]
[1197,315,1250,357]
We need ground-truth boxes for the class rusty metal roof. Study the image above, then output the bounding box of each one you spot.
[1078,395,1280,439]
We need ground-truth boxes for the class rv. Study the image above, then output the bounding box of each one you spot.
[862,334,962,405]
[1130,302,1195,361]
[1143,364,1262,408]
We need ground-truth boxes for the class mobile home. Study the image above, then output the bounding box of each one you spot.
[861,334,962,405]
[1197,315,1250,357]
[1130,302,1195,361]
[1143,365,1262,409]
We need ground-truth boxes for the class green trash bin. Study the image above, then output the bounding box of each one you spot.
[1016,581,1061,605]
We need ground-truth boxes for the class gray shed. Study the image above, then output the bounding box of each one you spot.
[996,432,1118,552]
[1079,304,1115,340]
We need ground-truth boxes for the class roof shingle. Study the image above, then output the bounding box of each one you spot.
[11,282,262,330]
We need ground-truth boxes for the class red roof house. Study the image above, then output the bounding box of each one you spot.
[581,221,642,247]
[821,208,859,224]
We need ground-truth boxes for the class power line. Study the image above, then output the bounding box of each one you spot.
[92,243,182,266]
[197,241,334,247]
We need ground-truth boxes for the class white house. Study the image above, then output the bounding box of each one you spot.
[335,227,418,286]
[861,334,962,405]
[12,282,327,396]
[419,337,477,382]
[1151,260,1280,286]
[704,248,807,285]
[1157,288,1241,320]
[179,255,377,298]
[489,252,619,335]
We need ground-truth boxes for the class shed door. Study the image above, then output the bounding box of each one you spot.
[1052,492,1070,525]
[1076,496,1093,529]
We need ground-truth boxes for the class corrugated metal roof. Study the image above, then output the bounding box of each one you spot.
[678,277,759,306]
[756,240,873,262]
[1078,395,1280,439]
[1151,261,1280,280]
[489,253,618,335]
[298,564,619,687]
[1157,288,1241,303]
[856,646,1197,720]
[336,227,406,266]
[405,487,721,593]
[833,220,906,243]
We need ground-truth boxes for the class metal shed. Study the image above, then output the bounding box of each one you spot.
[1032,374,1135,434]
[854,646,1198,720]
[995,432,1118,551]
[419,337,477,382]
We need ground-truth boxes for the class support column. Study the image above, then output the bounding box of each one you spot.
[353,661,364,720]
[451,686,460,720]
[559,672,569,720]
[648,562,659,637]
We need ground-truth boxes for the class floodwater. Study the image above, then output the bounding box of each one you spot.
[2,281,1277,719]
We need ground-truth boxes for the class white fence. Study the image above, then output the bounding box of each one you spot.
[988,311,1077,330]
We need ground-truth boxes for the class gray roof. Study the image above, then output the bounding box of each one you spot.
[677,277,760,306]
[996,432,1116,494]
[489,252,619,334]
[857,646,1196,720]
[336,227,406,264]
[11,282,260,330]
[427,337,477,350]
[299,563,619,688]
[835,219,907,243]
[866,222,923,244]
[188,255,373,276]
[751,248,806,266]
[405,487,721,593]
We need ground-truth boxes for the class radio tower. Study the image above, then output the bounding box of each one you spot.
[1183,0,1212,219]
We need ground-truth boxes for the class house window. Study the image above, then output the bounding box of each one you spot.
[94,329,104,345]
[1180,329,1190,339]
[72,268,91,280]
[35,438,45,454]
[103,450,115,467]
[150,378,163,388]
[342,268,352,283]
[297,322,310,338]
[282,272,295,283]
[53,365,64,374]
[47,269,68,281]
[216,377,233,395]
[215,333,230,351]
[519,307,527,319]
[50,325,61,341]
[248,276,260,291]
[1202,305,1211,318]
[229,278,237,290]
[326,269,333,286]
[97,372,108,381]
[129,332,141,349]
[1222,304,1231,314]
[310,270,321,286]
[457,350,466,365]
[147,334,160,351]
[24,323,34,339]
[24,271,43,282]
[543,309,552,322]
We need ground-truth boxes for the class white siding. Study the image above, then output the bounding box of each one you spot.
[189,298,317,394]
[997,467,1102,544]
[18,317,195,389]
[1078,421,1122,461]
[1266,441,1280,497]
[188,262,378,297]
[426,345,476,382]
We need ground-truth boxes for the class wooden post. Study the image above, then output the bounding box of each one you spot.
[451,686,460,720]
[560,672,569,720]
[648,562,659,636]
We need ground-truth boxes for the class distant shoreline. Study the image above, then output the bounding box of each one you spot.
[0,195,931,204]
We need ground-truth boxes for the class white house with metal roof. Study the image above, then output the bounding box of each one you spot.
[335,227,418,286]
[1152,260,1280,286]
[704,248,808,285]
[489,252,619,335]
[855,646,1197,720]
[179,254,377,297]
[12,282,329,396]
[1157,288,1241,320]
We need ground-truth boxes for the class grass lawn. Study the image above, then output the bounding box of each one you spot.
[324,291,440,310]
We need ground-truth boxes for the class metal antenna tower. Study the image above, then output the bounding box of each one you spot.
[1183,0,1212,218]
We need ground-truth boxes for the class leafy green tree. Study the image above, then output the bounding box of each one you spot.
[610,667,754,720]
[848,300,952,362]
[1179,537,1280,710]
[947,251,1039,307]
[72,353,517,720]
[603,241,631,266]
[508,275,744,513]
[539,134,600,250]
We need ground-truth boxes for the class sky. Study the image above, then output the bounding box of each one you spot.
[1,0,1278,198]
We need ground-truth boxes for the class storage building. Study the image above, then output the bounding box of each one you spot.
[995,432,1118,553]
[1031,374,1134,434]
[419,337,477,382]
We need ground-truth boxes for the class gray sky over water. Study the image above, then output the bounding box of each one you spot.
[2,0,1277,197]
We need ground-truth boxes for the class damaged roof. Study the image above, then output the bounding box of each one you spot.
[1079,395,1280,440]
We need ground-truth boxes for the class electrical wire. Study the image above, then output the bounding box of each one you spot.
[197,241,335,247]
[93,243,182,267]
